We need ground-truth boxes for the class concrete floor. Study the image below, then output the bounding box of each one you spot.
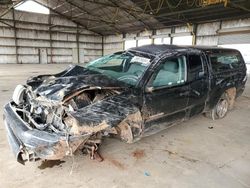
[0,64,250,188]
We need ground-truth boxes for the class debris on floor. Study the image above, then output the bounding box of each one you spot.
[132,149,145,160]
[144,171,151,176]
[38,160,65,170]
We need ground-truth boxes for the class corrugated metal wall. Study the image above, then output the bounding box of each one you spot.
[218,33,250,45]
[103,18,250,55]
[103,34,123,55]
[218,18,250,45]
[0,8,249,63]
[196,22,220,46]
[0,9,102,64]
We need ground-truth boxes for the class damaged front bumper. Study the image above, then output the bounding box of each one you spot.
[3,102,90,164]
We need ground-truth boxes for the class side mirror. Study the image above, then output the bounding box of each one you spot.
[145,86,154,93]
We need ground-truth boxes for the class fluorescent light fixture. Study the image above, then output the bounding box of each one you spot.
[15,0,49,14]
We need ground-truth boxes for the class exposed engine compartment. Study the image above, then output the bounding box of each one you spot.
[13,85,121,136]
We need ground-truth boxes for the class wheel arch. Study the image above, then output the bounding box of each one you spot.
[208,85,237,111]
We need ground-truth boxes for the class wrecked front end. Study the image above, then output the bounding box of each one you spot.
[3,69,143,164]
[4,102,90,164]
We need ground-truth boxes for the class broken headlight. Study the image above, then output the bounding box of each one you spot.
[12,85,26,105]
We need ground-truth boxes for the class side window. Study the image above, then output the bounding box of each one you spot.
[209,52,242,71]
[188,54,203,81]
[151,56,187,87]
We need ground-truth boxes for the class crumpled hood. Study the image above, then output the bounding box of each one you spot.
[27,65,128,101]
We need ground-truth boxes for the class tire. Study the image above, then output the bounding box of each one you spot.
[205,93,229,120]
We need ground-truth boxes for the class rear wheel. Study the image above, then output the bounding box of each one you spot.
[215,95,229,118]
[205,93,229,120]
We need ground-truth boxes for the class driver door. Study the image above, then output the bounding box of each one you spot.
[143,55,190,135]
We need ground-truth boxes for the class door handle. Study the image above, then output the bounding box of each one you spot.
[191,89,200,96]
[179,91,189,96]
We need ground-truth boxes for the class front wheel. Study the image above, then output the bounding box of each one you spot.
[205,93,229,120]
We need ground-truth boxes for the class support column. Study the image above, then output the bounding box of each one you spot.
[136,33,139,47]
[152,30,156,44]
[101,35,104,56]
[170,27,175,45]
[122,33,125,50]
[192,24,197,45]
[76,24,80,63]
[48,13,53,64]
[12,9,18,64]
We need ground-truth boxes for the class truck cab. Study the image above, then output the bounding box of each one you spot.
[139,46,247,133]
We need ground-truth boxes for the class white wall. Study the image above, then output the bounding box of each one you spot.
[103,34,123,55]
[1,8,249,65]
[0,9,102,64]
[103,18,250,66]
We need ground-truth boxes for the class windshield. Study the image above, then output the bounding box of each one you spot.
[86,51,153,86]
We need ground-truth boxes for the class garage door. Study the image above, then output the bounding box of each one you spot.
[218,32,250,45]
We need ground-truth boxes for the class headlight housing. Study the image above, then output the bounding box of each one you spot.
[12,85,26,105]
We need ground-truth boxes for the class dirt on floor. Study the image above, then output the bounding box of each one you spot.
[0,64,250,188]
[132,149,146,160]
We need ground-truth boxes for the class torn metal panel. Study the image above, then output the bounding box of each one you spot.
[65,94,140,133]
[115,110,143,143]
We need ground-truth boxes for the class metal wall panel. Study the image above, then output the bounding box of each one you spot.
[222,18,250,29]
[196,36,218,46]
[0,55,16,63]
[197,22,220,36]
[0,10,102,64]
[103,35,123,55]
[218,33,250,45]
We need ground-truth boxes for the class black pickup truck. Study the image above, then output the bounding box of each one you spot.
[3,45,247,164]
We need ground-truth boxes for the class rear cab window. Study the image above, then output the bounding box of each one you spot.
[208,51,244,72]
